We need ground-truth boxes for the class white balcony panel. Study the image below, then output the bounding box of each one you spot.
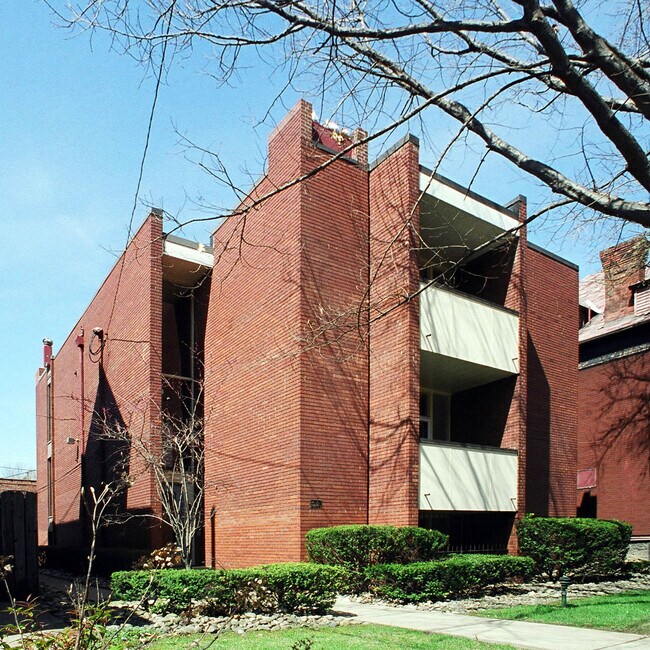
[163,237,213,267]
[420,285,519,375]
[419,173,520,233]
[419,442,518,511]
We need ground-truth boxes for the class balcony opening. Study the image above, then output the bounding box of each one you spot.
[162,277,208,567]
[419,510,515,554]
[419,239,516,309]
[420,374,516,448]
[418,170,520,310]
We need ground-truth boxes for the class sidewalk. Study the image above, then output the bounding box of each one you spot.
[334,596,650,650]
[1,573,111,646]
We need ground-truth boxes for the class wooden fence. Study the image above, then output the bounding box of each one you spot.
[0,491,39,600]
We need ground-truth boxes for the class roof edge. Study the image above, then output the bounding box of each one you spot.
[369,134,419,171]
[528,241,579,271]
[419,167,521,220]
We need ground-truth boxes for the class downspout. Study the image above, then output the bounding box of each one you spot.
[76,330,86,550]
[190,292,195,403]
[210,507,216,568]
[76,329,85,458]
[190,292,196,564]
[50,356,56,527]
[366,168,371,525]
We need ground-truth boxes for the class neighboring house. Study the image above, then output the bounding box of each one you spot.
[37,100,578,569]
[577,235,650,559]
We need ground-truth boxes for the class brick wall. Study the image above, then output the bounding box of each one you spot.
[203,100,370,567]
[0,479,37,493]
[298,118,370,549]
[367,138,420,526]
[35,215,164,556]
[578,350,649,536]
[524,246,578,519]
[502,203,527,554]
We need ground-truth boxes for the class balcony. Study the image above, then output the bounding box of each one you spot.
[418,170,521,269]
[420,284,519,392]
[419,441,518,512]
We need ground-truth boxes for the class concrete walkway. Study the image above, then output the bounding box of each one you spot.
[1,574,112,646]
[334,596,650,650]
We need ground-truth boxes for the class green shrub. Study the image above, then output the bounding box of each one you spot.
[110,563,344,614]
[306,525,448,571]
[366,554,534,603]
[517,515,632,579]
[218,563,345,614]
[111,570,162,601]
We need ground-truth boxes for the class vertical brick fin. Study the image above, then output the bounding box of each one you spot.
[368,138,420,526]
[204,99,372,567]
[148,215,164,548]
[525,246,578,522]
[501,197,527,552]
[203,101,312,568]
[352,128,369,168]
[36,214,167,562]
[267,99,314,185]
[298,119,370,554]
[600,235,649,321]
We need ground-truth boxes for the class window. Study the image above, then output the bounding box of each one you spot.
[634,285,650,316]
[420,390,451,441]
[47,458,53,519]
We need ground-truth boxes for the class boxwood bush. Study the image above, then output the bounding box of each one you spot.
[517,515,632,579]
[221,563,345,614]
[366,554,534,603]
[111,563,344,614]
[306,525,448,571]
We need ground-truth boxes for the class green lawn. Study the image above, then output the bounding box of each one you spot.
[148,624,518,649]
[477,589,650,635]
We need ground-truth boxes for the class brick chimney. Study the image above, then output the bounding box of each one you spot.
[600,235,649,321]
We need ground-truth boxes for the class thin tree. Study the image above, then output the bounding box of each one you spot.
[101,377,205,569]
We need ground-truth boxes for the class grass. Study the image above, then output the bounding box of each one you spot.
[148,624,518,649]
[477,589,650,635]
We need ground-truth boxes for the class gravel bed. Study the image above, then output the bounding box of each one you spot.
[105,606,361,637]
[349,572,650,614]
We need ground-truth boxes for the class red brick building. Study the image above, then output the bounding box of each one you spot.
[0,478,36,494]
[35,216,212,568]
[577,235,649,559]
[37,100,578,569]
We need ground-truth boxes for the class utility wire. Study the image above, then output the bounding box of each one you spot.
[106,2,176,338]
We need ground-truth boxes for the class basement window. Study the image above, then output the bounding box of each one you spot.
[420,390,451,442]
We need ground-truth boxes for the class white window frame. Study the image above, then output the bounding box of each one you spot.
[420,389,451,442]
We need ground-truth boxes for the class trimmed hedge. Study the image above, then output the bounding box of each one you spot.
[111,563,344,614]
[224,563,344,614]
[517,515,632,579]
[306,525,448,571]
[366,554,535,603]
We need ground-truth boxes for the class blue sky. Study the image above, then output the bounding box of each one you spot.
[0,1,642,472]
